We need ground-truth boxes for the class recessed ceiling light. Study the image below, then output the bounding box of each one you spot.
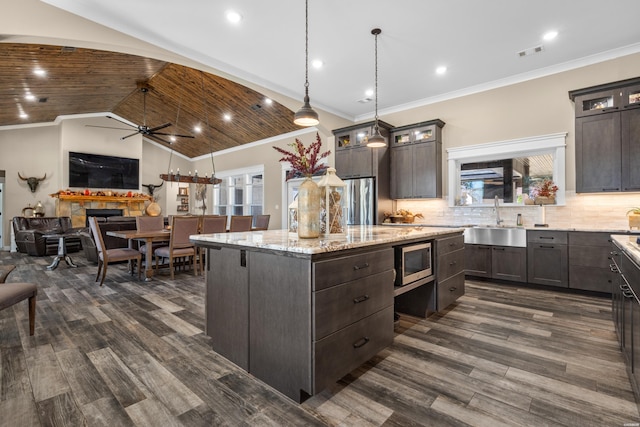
[311,59,323,69]
[365,89,374,97]
[264,98,273,105]
[19,113,28,119]
[194,125,202,133]
[226,10,242,23]
[436,66,447,75]
[223,113,232,121]
[169,135,177,142]
[33,68,46,77]
[25,93,36,101]
[543,30,558,41]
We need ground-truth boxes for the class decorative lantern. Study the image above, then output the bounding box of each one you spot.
[317,167,346,235]
[288,199,298,234]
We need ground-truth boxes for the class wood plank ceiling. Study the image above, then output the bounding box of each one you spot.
[0,43,301,158]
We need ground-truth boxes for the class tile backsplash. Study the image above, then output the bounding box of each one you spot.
[396,192,640,230]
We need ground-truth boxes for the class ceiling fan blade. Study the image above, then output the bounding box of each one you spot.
[145,134,173,144]
[85,125,135,131]
[148,122,172,133]
[152,132,195,139]
[106,115,137,129]
[120,131,141,140]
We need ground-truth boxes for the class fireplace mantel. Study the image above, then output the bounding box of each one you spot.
[52,195,151,228]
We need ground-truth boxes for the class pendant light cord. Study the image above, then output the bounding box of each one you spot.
[304,0,310,95]
[373,29,379,134]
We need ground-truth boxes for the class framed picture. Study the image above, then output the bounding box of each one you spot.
[178,187,189,196]
[177,205,189,212]
[180,197,188,204]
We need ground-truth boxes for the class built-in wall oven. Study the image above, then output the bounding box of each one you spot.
[394,241,433,286]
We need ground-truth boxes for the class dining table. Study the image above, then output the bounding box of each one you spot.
[106,229,171,281]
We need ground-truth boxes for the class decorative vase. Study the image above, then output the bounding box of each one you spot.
[629,213,640,230]
[297,177,321,238]
[145,201,162,217]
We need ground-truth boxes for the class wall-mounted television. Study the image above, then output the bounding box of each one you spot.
[68,151,139,189]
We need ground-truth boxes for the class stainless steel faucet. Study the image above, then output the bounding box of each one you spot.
[494,195,504,226]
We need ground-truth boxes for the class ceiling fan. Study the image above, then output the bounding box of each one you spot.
[88,83,194,144]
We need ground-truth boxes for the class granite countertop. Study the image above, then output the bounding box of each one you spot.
[612,234,640,265]
[191,225,464,255]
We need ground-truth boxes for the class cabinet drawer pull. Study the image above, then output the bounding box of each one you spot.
[353,337,370,349]
[602,188,620,191]
[353,295,370,304]
[449,287,457,292]
[540,245,555,249]
[601,106,619,113]
[493,247,505,251]
[353,263,370,271]
[540,236,555,240]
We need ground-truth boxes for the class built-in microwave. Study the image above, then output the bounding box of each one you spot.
[394,241,433,286]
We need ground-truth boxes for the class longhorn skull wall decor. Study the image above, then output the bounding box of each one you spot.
[142,181,164,197]
[18,172,47,193]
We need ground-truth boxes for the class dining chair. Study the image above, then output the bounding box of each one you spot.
[253,214,270,230]
[89,217,141,286]
[199,215,227,234]
[229,215,253,232]
[136,216,167,266]
[154,216,200,279]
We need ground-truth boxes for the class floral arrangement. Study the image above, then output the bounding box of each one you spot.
[530,179,558,199]
[274,133,330,179]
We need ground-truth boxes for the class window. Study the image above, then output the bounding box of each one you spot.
[212,166,264,224]
[447,133,567,207]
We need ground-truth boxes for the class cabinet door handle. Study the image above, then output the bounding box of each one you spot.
[493,247,505,251]
[449,287,457,292]
[449,261,457,265]
[353,263,370,271]
[601,106,619,113]
[353,337,370,349]
[601,188,620,191]
[353,295,370,304]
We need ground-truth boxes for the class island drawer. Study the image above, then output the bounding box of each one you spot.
[527,230,568,244]
[569,231,611,247]
[314,269,394,340]
[437,271,465,310]
[313,248,394,291]
[437,234,465,256]
[313,306,394,394]
[437,248,465,281]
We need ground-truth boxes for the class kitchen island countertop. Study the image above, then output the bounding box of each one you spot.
[190,225,464,255]
[612,234,640,265]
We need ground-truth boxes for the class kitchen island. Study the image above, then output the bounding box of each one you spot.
[191,225,464,402]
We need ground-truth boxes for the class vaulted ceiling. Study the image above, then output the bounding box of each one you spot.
[0,43,300,158]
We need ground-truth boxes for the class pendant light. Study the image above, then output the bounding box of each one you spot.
[293,0,319,127]
[367,28,386,148]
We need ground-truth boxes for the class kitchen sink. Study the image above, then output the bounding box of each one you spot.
[464,226,527,247]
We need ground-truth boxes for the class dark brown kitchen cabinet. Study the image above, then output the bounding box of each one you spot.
[570,77,640,193]
[527,230,568,288]
[465,244,526,283]
[610,239,640,400]
[435,234,465,311]
[390,119,445,199]
[205,246,250,370]
[333,121,393,179]
[568,232,612,293]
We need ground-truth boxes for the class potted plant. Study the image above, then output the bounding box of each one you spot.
[530,179,558,205]
[627,207,640,229]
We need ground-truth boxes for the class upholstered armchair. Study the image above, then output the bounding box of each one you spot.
[12,216,82,256]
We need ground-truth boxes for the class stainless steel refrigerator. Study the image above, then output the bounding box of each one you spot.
[343,177,376,225]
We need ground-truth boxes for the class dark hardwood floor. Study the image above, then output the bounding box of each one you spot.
[0,250,638,426]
